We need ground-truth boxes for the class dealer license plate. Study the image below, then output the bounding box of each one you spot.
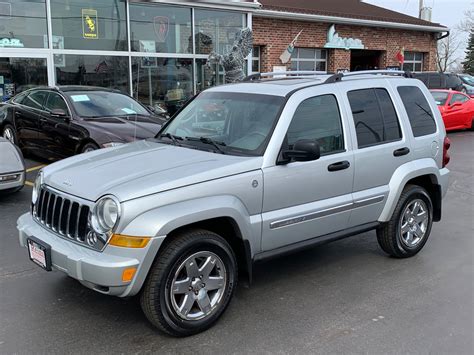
[27,238,52,271]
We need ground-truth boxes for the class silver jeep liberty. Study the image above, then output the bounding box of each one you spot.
[17,71,450,336]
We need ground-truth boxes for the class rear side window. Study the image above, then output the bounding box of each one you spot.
[22,91,48,110]
[397,86,437,137]
[348,88,402,148]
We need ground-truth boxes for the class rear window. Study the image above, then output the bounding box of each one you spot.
[398,86,437,137]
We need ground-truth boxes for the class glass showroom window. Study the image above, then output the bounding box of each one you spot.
[194,9,246,55]
[290,48,327,71]
[403,52,424,72]
[0,0,48,48]
[55,55,130,94]
[0,58,48,102]
[129,3,192,54]
[50,0,127,51]
[131,57,193,116]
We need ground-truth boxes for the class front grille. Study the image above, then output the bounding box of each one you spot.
[33,187,101,249]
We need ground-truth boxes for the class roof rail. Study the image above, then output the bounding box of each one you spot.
[323,70,413,83]
[243,71,328,82]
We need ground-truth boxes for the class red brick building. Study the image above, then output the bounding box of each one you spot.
[251,0,447,74]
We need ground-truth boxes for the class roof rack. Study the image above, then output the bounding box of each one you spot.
[243,71,328,82]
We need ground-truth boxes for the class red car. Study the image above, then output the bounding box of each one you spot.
[430,90,474,131]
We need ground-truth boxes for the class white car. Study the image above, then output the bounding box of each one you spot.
[0,137,25,193]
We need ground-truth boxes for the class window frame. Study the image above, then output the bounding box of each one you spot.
[285,94,346,157]
[251,46,261,75]
[403,52,424,72]
[290,48,328,72]
[347,87,403,149]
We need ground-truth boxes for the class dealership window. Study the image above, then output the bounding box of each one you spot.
[403,52,424,72]
[50,0,127,51]
[0,0,48,48]
[131,57,193,116]
[129,3,192,54]
[291,48,327,71]
[0,58,48,101]
[55,55,130,94]
[251,46,261,74]
[194,9,246,55]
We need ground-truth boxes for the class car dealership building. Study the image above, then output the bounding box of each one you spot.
[0,0,447,112]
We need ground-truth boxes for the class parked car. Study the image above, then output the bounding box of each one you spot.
[430,89,474,131]
[0,86,168,161]
[0,137,25,194]
[458,74,474,97]
[17,70,450,337]
[413,72,464,92]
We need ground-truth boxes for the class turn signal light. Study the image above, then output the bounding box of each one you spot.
[122,267,137,282]
[109,234,151,248]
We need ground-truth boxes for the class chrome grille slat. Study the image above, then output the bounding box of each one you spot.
[32,187,95,248]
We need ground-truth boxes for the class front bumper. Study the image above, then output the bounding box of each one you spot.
[0,171,25,191]
[17,213,164,297]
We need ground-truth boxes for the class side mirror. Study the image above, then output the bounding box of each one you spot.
[147,105,156,113]
[278,139,321,165]
[51,108,69,119]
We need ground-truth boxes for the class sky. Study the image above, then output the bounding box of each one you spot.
[364,0,472,65]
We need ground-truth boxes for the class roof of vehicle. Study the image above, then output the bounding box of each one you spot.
[19,86,122,94]
[207,73,418,97]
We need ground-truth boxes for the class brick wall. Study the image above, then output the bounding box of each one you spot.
[252,17,438,72]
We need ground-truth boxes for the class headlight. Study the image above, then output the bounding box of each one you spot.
[102,142,124,148]
[32,172,43,204]
[90,195,121,235]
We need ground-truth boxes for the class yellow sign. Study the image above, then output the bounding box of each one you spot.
[82,9,98,39]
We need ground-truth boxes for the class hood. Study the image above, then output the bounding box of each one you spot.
[42,140,263,202]
[81,115,163,142]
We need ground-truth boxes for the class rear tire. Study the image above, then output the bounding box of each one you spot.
[140,229,237,337]
[2,124,18,145]
[377,185,433,258]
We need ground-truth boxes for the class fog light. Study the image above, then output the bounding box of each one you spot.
[0,173,20,183]
[122,267,137,282]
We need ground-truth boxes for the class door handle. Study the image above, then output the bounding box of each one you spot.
[15,111,22,117]
[393,147,410,157]
[328,161,351,172]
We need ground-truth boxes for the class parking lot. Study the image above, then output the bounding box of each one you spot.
[0,131,473,354]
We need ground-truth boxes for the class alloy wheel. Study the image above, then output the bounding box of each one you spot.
[400,199,429,248]
[169,251,227,321]
[3,127,15,144]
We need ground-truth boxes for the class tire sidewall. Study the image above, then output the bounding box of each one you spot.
[395,188,433,256]
[157,236,237,335]
[2,125,17,145]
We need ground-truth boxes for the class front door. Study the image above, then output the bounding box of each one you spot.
[446,93,470,128]
[261,90,354,252]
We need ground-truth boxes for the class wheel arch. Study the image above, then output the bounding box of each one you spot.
[379,159,444,222]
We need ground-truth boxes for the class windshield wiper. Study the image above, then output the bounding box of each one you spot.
[415,102,434,118]
[185,136,227,154]
[159,133,184,146]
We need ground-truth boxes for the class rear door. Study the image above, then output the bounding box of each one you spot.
[339,82,411,227]
[14,90,48,149]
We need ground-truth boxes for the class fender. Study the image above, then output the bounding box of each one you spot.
[378,158,441,222]
[120,195,262,257]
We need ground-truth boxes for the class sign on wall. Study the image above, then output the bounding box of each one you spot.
[82,9,98,39]
[153,16,170,43]
[324,24,364,50]
[0,38,24,48]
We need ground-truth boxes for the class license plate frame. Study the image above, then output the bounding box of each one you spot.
[27,237,52,271]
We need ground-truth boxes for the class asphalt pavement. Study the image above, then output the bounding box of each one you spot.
[0,131,473,354]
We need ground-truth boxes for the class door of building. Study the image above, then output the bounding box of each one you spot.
[350,50,383,71]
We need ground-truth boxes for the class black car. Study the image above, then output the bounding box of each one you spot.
[413,72,464,92]
[0,86,168,160]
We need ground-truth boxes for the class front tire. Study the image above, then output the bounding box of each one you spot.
[81,142,99,154]
[377,185,433,258]
[140,230,237,337]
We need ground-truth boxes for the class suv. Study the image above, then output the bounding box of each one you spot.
[413,72,464,92]
[17,70,450,337]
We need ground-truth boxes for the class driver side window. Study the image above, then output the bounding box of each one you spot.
[449,94,468,105]
[44,92,69,113]
[287,94,344,155]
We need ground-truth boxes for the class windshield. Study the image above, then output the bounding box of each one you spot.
[66,91,150,118]
[161,92,285,156]
[431,91,449,106]
[460,75,474,86]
